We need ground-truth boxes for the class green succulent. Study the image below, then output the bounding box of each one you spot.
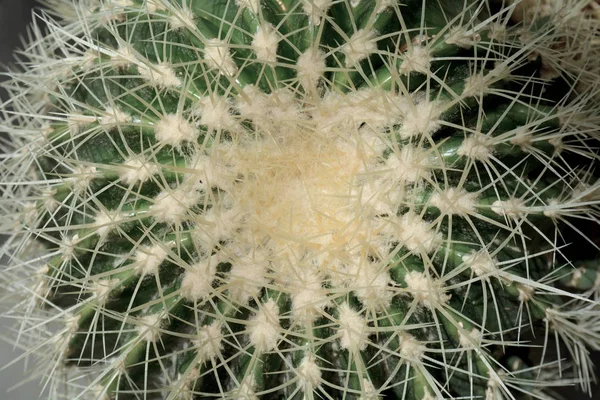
[1,0,600,399]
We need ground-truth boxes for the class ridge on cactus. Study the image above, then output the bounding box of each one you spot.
[1,0,600,399]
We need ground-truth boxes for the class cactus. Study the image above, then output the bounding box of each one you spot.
[1,0,600,399]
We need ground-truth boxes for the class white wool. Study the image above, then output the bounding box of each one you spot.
[399,46,432,75]
[193,321,223,363]
[235,376,258,400]
[386,145,432,183]
[236,0,261,13]
[296,48,326,89]
[154,114,198,147]
[399,333,426,361]
[204,38,237,76]
[137,314,163,342]
[517,284,534,302]
[429,187,478,216]
[399,100,441,138]
[110,45,136,69]
[94,210,123,238]
[359,379,381,400]
[227,252,269,304]
[404,271,450,309]
[138,62,181,88]
[302,0,333,25]
[315,88,405,130]
[342,29,377,67]
[21,202,38,226]
[463,73,490,97]
[297,354,321,390]
[119,156,160,184]
[71,165,97,192]
[194,95,237,131]
[193,207,240,251]
[462,250,499,278]
[181,258,218,301]
[145,0,166,13]
[236,86,300,131]
[134,243,169,275]
[542,198,561,218]
[100,107,130,127]
[457,135,493,161]
[375,0,396,13]
[459,326,483,348]
[351,261,393,310]
[491,198,526,218]
[445,26,481,49]
[392,212,440,254]
[290,268,330,323]
[150,182,203,224]
[252,24,279,63]
[549,136,563,153]
[338,303,369,351]
[248,299,281,352]
[67,114,95,135]
[509,127,533,149]
[91,279,117,304]
[60,234,80,261]
[169,7,195,30]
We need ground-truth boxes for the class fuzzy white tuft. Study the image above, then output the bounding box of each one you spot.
[391,213,440,254]
[181,257,218,302]
[154,114,198,147]
[459,325,483,348]
[150,182,203,224]
[138,62,181,88]
[404,271,450,308]
[462,250,500,278]
[203,38,238,76]
[168,6,195,30]
[399,99,442,138]
[297,354,321,390]
[94,210,123,239]
[236,0,261,13]
[342,29,377,67]
[457,135,493,161]
[359,379,381,400]
[386,145,432,183]
[145,0,166,13]
[194,95,237,132]
[119,156,160,184]
[70,165,97,192]
[252,24,279,63]
[134,243,169,275]
[399,46,432,75]
[430,187,478,216]
[137,314,163,342]
[491,198,526,218]
[296,48,326,89]
[338,303,369,352]
[226,251,269,305]
[301,0,333,25]
[248,299,281,352]
[193,321,223,364]
[399,333,426,360]
[100,107,131,127]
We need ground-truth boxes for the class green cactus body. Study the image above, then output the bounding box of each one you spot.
[1,0,600,399]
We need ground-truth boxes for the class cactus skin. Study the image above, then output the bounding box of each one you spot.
[1,0,600,399]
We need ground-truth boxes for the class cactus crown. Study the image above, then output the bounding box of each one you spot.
[1,0,600,399]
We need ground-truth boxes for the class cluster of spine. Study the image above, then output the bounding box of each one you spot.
[1,0,599,399]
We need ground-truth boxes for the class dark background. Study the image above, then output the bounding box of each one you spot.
[0,0,598,398]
